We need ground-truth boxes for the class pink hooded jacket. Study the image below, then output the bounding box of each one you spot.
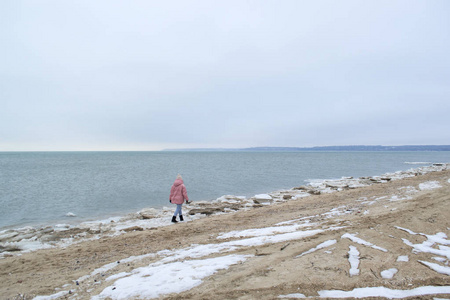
[169,179,189,205]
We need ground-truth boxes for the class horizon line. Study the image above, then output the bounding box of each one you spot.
[2,144,450,152]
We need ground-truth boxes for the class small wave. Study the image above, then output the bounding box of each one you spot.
[65,212,77,217]
[404,162,431,165]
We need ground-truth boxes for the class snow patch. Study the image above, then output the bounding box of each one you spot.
[154,228,326,267]
[432,257,447,263]
[419,260,450,276]
[419,181,442,191]
[78,253,157,283]
[396,227,450,276]
[341,233,388,252]
[92,255,250,300]
[281,286,450,299]
[389,195,412,202]
[276,217,312,226]
[215,195,246,204]
[381,268,398,279]
[395,226,418,235]
[278,293,306,298]
[2,238,54,253]
[398,186,418,194]
[317,286,450,299]
[217,224,311,240]
[401,233,450,259]
[397,255,409,262]
[254,194,272,201]
[293,193,311,199]
[33,290,71,300]
[296,240,337,258]
[348,246,360,276]
[38,224,336,299]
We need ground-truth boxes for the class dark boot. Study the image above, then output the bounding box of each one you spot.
[171,216,178,223]
[179,215,184,221]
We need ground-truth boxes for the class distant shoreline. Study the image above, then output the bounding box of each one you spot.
[2,145,450,153]
[165,145,450,152]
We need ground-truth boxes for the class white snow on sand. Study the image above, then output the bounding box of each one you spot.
[395,227,450,245]
[154,227,325,267]
[77,253,157,283]
[217,223,313,239]
[348,246,360,276]
[419,181,442,191]
[296,240,337,258]
[395,226,418,235]
[90,227,329,299]
[388,195,412,202]
[32,219,450,300]
[221,229,326,248]
[92,255,250,300]
[341,233,388,252]
[397,186,419,196]
[322,206,352,218]
[401,233,450,259]
[419,260,450,276]
[278,293,306,298]
[381,268,398,279]
[395,227,450,277]
[158,227,323,265]
[427,233,450,245]
[432,256,447,263]
[36,225,331,299]
[254,194,272,200]
[157,242,238,264]
[279,286,450,299]
[2,238,54,254]
[292,193,311,200]
[397,255,409,262]
[316,286,450,298]
[276,217,312,226]
[34,290,71,300]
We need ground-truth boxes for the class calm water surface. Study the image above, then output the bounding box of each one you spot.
[1,151,449,229]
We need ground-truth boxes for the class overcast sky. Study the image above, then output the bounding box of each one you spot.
[1,0,449,151]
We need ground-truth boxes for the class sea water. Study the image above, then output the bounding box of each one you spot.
[1,151,449,230]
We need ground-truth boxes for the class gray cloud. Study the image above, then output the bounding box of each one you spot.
[1,0,449,150]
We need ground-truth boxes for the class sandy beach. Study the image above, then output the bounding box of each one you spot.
[1,165,450,299]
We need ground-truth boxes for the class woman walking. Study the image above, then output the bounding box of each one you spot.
[169,174,190,223]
